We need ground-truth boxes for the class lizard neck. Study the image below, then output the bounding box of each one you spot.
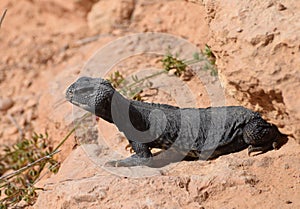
[95,90,131,124]
[104,91,150,131]
[100,90,178,131]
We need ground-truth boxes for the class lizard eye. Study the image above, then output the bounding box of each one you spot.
[75,87,95,94]
[65,86,74,100]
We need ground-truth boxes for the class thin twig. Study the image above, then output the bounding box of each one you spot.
[125,70,166,89]
[0,150,61,181]
[33,161,60,185]
[52,98,67,110]
[52,113,91,152]
[7,113,24,139]
[0,8,7,28]
[75,34,109,46]
[0,113,91,185]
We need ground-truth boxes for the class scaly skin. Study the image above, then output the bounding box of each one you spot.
[66,77,281,167]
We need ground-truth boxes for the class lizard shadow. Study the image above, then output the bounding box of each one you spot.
[147,131,289,168]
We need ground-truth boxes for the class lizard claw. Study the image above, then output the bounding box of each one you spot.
[247,145,264,156]
[248,142,278,157]
[104,160,119,167]
[272,141,278,150]
[248,145,253,156]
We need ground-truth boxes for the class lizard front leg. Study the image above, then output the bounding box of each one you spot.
[105,141,153,167]
[247,142,278,156]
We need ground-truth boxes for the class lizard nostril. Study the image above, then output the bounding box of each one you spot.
[65,87,74,100]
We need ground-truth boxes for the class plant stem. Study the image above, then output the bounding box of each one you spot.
[184,59,203,65]
[0,113,91,182]
[53,113,91,152]
[0,150,60,181]
[125,70,167,90]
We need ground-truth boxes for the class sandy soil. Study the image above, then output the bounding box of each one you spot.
[0,0,299,208]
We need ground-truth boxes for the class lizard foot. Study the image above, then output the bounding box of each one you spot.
[248,143,276,156]
[104,155,152,167]
[248,145,264,156]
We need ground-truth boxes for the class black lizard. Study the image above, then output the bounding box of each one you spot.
[65,77,281,167]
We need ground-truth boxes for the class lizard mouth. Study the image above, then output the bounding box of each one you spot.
[70,99,90,110]
[65,86,95,112]
[65,93,72,102]
[65,90,93,111]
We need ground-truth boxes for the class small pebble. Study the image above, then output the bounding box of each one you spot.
[55,122,61,129]
[168,69,177,76]
[112,29,122,36]
[0,98,14,111]
[26,99,37,108]
[266,2,274,8]
[277,3,287,11]
[26,110,34,122]
[154,17,163,24]
[255,156,273,167]
[236,28,243,33]
[284,164,290,169]
[19,117,26,126]
[8,105,24,115]
[180,70,194,81]
[23,79,32,88]
[6,126,18,135]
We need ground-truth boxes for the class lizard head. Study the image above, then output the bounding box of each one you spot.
[65,77,115,119]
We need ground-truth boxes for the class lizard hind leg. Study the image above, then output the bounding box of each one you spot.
[243,117,280,156]
[105,154,153,167]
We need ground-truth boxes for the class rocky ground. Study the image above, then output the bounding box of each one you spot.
[0,0,299,208]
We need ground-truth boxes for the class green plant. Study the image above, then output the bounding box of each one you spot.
[0,113,86,209]
[108,71,165,101]
[160,49,218,77]
[108,47,218,101]
[203,62,218,76]
[203,44,216,62]
[0,133,59,208]
[202,44,218,76]
[109,71,124,88]
[161,52,188,76]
